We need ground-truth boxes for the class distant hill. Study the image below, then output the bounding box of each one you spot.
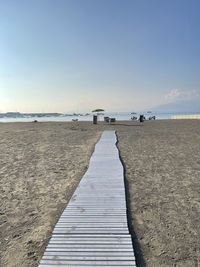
[151,99,200,113]
[0,112,63,118]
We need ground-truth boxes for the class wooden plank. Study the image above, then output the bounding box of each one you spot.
[42,256,135,261]
[39,262,136,267]
[40,260,136,266]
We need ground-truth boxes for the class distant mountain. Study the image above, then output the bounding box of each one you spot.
[151,99,200,113]
[0,112,63,118]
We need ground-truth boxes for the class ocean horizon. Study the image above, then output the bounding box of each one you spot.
[0,111,200,123]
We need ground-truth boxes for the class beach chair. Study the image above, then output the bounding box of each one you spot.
[104,116,110,123]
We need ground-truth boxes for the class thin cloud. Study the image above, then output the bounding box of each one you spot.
[164,89,200,102]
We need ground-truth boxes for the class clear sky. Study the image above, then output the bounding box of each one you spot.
[0,0,200,113]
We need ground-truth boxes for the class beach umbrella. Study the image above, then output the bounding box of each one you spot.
[92,109,105,113]
[92,109,105,116]
[92,109,105,124]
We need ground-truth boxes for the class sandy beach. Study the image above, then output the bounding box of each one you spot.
[0,120,199,267]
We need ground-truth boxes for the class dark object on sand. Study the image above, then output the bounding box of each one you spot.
[104,117,110,123]
[131,116,137,120]
[139,115,144,122]
[110,118,116,123]
[149,116,156,120]
[72,119,78,122]
[33,120,38,123]
[104,117,116,123]
[93,115,98,124]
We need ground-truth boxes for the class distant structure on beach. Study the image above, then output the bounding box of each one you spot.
[171,114,200,119]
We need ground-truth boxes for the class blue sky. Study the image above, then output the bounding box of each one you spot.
[0,0,200,112]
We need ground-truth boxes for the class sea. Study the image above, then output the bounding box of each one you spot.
[0,111,199,123]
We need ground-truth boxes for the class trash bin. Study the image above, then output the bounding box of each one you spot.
[139,115,144,122]
[93,115,97,124]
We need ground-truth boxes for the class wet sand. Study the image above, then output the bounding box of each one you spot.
[0,120,199,267]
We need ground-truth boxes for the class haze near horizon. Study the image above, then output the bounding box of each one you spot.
[1,0,200,113]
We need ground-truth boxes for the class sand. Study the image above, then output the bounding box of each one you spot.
[117,120,200,267]
[0,120,199,267]
[0,122,101,267]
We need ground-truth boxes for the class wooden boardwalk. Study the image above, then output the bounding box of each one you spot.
[39,130,136,267]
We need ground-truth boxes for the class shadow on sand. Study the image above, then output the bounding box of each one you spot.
[107,123,144,127]
[116,132,146,267]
